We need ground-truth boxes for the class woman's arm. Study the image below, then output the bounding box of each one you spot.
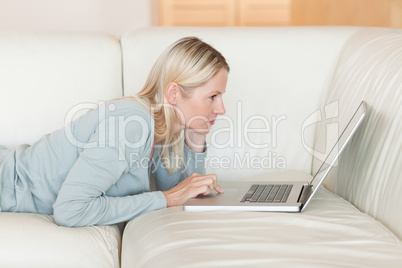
[53,102,164,227]
[53,145,166,227]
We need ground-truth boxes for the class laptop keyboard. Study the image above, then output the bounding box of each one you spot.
[241,184,293,203]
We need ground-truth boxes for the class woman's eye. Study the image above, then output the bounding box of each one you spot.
[210,95,217,100]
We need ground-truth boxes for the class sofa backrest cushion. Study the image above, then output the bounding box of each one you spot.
[0,32,123,149]
[121,27,360,180]
[316,28,402,240]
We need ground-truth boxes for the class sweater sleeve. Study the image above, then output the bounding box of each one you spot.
[53,104,167,227]
[151,142,208,191]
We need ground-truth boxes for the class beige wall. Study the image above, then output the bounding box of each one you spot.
[0,0,152,36]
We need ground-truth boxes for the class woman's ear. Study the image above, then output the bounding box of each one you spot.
[165,82,179,104]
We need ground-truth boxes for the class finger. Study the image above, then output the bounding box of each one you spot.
[189,185,209,197]
[215,183,224,193]
[187,174,221,194]
[195,175,221,192]
[204,178,218,192]
[188,172,202,179]
[186,173,207,184]
[192,177,213,187]
[190,173,215,180]
[200,185,212,196]
[208,174,217,183]
[197,180,223,195]
[204,174,220,192]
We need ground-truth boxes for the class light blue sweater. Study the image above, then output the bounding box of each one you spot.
[0,99,206,227]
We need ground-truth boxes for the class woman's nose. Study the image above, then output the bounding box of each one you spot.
[215,100,226,115]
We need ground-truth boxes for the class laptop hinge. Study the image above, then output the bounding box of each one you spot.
[297,184,313,204]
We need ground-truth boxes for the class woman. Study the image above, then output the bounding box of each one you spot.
[0,37,229,227]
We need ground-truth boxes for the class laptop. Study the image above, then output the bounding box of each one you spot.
[183,101,367,212]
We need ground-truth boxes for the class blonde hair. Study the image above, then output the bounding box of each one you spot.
[132,36,229,174]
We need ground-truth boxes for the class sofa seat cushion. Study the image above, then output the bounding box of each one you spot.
[122,186,402,267]
[0,213,123,267]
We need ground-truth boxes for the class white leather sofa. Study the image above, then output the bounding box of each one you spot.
[1,27,401,267]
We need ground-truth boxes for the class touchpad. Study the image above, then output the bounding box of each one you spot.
[221,188,238,196]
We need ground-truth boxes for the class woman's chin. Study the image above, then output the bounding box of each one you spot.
[186,127,211,136]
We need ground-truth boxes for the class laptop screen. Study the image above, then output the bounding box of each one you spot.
[310,101,367,190]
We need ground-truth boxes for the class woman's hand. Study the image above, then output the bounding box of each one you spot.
[162,173,224,207]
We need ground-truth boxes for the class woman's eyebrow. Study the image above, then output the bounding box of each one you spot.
[209,90,226,95]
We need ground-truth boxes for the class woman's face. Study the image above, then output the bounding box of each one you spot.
[174,68,228,134]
